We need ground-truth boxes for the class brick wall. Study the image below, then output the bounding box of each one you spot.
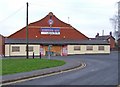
[109,37,115,49]
[0,35,4,56]
[0,35,2,56]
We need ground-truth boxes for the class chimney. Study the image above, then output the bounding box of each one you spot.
[49,12,53,16]
[110,32,112,36]
[102,30,104,36]
[95,33,99,37]
[49,12,53,19]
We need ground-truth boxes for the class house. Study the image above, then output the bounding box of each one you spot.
[4,12,110,57]
[95,32,115,50]
[118,38,120,51]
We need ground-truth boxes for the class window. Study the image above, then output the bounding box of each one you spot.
[86,46,93,51]
[98,46,104,51]
[74,46,80,51]
[12,46,20,52]
[28,46,33,52]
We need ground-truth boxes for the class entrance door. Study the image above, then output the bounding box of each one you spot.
[61,45,68,56]
[40,45,44,56]
[44,45,61,56]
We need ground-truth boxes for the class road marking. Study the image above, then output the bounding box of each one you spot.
[2,62,86,86]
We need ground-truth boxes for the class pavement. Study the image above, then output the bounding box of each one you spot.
[1,56,84,84]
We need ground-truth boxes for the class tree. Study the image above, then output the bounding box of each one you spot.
[110,15,119,40]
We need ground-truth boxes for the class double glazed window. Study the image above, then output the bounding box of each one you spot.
[98,46,104,51]
[74,46,80,51]
[12,46,20,52]
[12,46,34,52]
[28,46,33,52]
[86,46,93,51]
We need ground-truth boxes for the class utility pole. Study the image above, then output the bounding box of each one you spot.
[26,2,29,59]
[48,14,53,59]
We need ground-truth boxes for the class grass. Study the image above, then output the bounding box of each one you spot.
[1,58,65,75]
[0,59,2,76]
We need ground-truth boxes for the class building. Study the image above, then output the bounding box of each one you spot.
[95,32,115,50]
[118,38,120,50]
[5,12,110,57]
[0,34,5,57]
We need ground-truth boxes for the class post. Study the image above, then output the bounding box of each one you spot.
[40,52,41,59]
[33,52,34,59]
[48,45,50,59]
[26,2,29,59]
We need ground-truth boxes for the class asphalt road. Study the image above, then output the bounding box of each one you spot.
[12,51,118,85]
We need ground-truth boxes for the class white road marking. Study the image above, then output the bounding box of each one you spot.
[2,62,86,86]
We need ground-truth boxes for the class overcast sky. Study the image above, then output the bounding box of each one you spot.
[0,0,119,38]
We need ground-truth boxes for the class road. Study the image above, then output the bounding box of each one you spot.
[11,51,118,85]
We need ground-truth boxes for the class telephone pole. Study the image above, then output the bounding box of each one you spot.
[26,2,29,59]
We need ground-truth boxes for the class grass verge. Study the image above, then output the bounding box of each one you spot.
[1,58,65,75]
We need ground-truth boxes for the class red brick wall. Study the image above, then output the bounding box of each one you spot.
[0,35,4,56]
[8,12,88,40]
[118,39,120,49]
[109,37,115,49]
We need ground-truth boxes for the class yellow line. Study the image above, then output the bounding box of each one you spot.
[2,63,86,86]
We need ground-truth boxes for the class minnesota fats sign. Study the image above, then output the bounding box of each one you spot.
[41,28,60,35]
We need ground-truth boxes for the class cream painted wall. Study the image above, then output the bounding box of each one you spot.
[5,44,110,56]
[5,44,40,56]
[68,45,110,55]
[5,45,9,56]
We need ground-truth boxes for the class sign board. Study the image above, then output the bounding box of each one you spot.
[48,19,54,25]
[41,28,60,35]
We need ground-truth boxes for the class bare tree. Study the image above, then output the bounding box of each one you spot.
[110,15,118,40]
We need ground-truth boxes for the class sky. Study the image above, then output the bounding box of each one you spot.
[0,0,119,38]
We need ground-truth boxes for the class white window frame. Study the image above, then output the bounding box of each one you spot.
[98,46,104,51]
[86,45,93,51]
[28,46,33,52]
[12,46,20,52]
[74,46,81,51]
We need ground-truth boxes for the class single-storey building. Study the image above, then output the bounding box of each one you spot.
[5,12,110,57]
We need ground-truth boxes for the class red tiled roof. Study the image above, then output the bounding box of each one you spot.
[8,12,88,40]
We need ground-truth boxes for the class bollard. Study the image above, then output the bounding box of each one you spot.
[40,52,41,59]
[33,52,34,59]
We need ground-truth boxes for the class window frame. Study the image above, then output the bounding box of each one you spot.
[98,46,104,51]
[12,46,20,52]
[74,46,81,51]
[28,46,34,52]
[86,45,93,51]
